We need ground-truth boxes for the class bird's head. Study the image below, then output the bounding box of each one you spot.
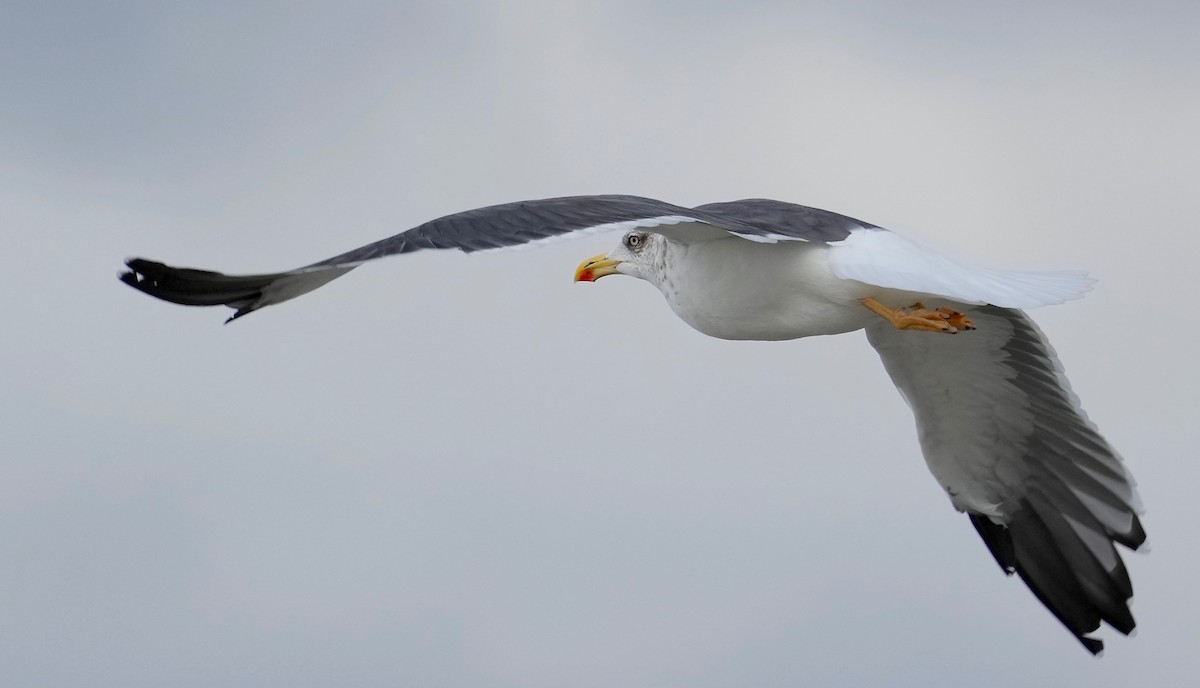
[574,231,663,284]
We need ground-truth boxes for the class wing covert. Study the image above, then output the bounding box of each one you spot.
[692,198,876,242]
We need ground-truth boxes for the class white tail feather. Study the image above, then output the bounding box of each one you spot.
[829,230,1094,309]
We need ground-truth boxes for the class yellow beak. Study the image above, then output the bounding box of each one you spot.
[574,253,622,282]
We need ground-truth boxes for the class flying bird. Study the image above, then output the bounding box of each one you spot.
[120,194,1144,654]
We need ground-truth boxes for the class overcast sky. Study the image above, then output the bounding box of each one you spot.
[3,1,1198,686]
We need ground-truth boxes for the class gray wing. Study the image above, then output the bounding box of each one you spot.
[692,198,880,242]
[120,194,881,322]
[122,195,766,322]
[866,304,1145,654]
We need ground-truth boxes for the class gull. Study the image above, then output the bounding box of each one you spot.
[120,194,1144,654]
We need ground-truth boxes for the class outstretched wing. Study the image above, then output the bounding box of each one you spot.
[866,304,1145,654]
[121,195,715,322]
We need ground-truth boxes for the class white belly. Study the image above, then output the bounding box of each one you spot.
[657,239,880,341]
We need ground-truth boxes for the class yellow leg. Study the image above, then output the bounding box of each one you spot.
[860,297,976,334]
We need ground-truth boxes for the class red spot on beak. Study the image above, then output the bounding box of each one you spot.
[575,254,618,282]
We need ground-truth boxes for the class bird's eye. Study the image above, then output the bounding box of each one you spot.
[625,233,642,248]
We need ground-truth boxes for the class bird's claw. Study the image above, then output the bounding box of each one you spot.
[893,303,975,334]
[936,307,976,332]
[861,298,976,334]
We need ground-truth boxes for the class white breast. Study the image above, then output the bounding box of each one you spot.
[655,238,879,341]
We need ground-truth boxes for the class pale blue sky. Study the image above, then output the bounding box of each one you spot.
[3,2,1198,686]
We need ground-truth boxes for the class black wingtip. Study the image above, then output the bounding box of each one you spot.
[1122,515,1148,551]
[224,305,257,324]
[120,256,356,324]
[119,258,165,297]
[970,502,1141,656]
[970,513,1017,575]
[118,257,275,313]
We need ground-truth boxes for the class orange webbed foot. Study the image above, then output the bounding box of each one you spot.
[935,307,975,332]
[861,298,976,335]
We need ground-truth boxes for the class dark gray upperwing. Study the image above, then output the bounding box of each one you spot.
[311,194,721,265]
[122,194,752,322]
[692,198,879,243]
